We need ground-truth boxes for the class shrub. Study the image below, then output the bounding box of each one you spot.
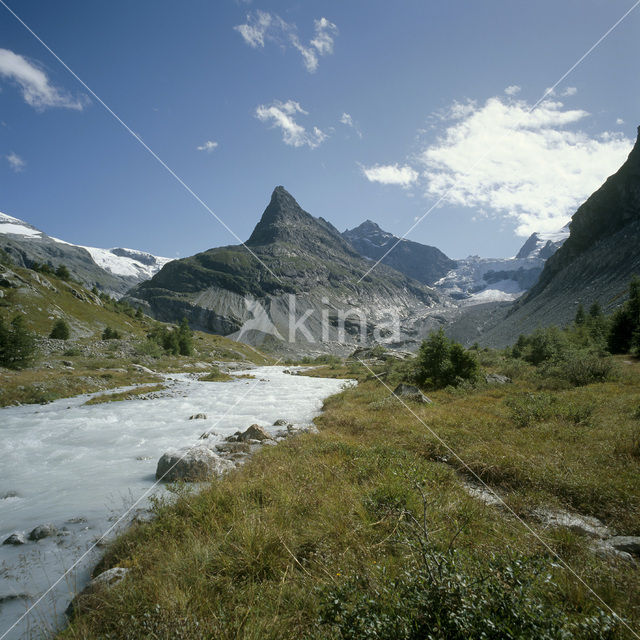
[315,550,618,640]
[540,350,615,387]
[135,339,163,358]
[55,264,71,280]
[0,315,37,369]
[102,326,121,340]
[505,393,556,428]
[415,329,480,389]
[49,318,70,340]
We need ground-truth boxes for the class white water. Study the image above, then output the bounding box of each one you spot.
[0,366,351,639]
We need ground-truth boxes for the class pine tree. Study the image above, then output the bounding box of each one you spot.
[177,317,193,356]
[55,264,71,280]
[574,304,586,326]
[50,318,70,340]
[0,315,36,369]
[416,328,478,388]
[607,276,640,353]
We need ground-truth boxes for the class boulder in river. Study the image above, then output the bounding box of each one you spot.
[391,384,432,404]
[156,446,234,482]
[66,567,129,617]
[28,524,57,541]
[238,424,272,442]
[2,532,26,545]
[189,413,207,420]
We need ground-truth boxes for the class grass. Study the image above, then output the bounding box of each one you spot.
[199,366,234,382]
[84,384,167,405]
[59,356,640,639]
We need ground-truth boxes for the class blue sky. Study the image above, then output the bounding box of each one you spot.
[1,0,638,261]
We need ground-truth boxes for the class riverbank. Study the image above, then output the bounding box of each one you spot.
[58,357,640,639]
[0,367,346,639]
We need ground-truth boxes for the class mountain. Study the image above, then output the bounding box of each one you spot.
[127,187,443,354]
[0,212,172,296]
[480,126,640,347]
[342,220,456,285]
[435,228,568,305]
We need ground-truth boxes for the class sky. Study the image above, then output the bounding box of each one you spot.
[0,0,639,261]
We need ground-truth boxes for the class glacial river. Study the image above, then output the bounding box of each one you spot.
[0,367,351,639]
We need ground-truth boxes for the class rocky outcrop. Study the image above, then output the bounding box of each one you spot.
[2,532,26,545]
[28,524,57,541]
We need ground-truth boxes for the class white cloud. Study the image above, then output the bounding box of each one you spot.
[255,100,327,149]
[617,118,625,125]
[233,10,273,48]
[562,86,577,97]
[197,140,219,152]
[6,152,25,172]
[504,85,521,96]
[0,48,86,111]
[362,164,418,187]
[340,112,362,138]
[234,12,337,73]
[419,96,632,236]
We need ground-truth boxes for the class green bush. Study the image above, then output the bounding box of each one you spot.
[102,326,121,340]
[0,315,37,369]
[540,350,614,387]
[415,329,479,389]
[49,318,70,340]
[55,264,71,280]
[315,552,618,640]
[135,338,164,358]
[505,393,556,428]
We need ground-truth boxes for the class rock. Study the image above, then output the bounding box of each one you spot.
[215,441,251,455]
[534,508,610,539]
[608,536,640,556]
[391,383,432,404]
[156,446,233,482]
[591,541,635,563]
[273,419,290,426]
[3,532,26,545]
[189,413,207,420]
[66,567,129,618]
[485,373,512,385]
[28,524,57,541]
[62,360,73,367]
[131,364,155,374]
[238,424,272,442]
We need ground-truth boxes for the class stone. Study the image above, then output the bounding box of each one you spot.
[238,424,272,442]
[3,532,26,545]
[533,508,610,539]
[28,524,57,541]
[391,383,432,404]
[273,419,289,426]
[156,446,233,482]
[189,413,207,420]
[484,373,512,385]
[66,567,129,617]
[215,441,251,455]
[608,536,640,556]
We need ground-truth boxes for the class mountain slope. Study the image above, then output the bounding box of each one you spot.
[342,220,456,285]
[128,187,443,353]
[480,127,640,347]
[0,212,172,296]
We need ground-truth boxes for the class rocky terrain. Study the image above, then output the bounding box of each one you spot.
[342,219,456,285]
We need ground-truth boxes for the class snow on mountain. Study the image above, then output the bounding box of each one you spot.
[0,210,172,291]
[435,227,569,306]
